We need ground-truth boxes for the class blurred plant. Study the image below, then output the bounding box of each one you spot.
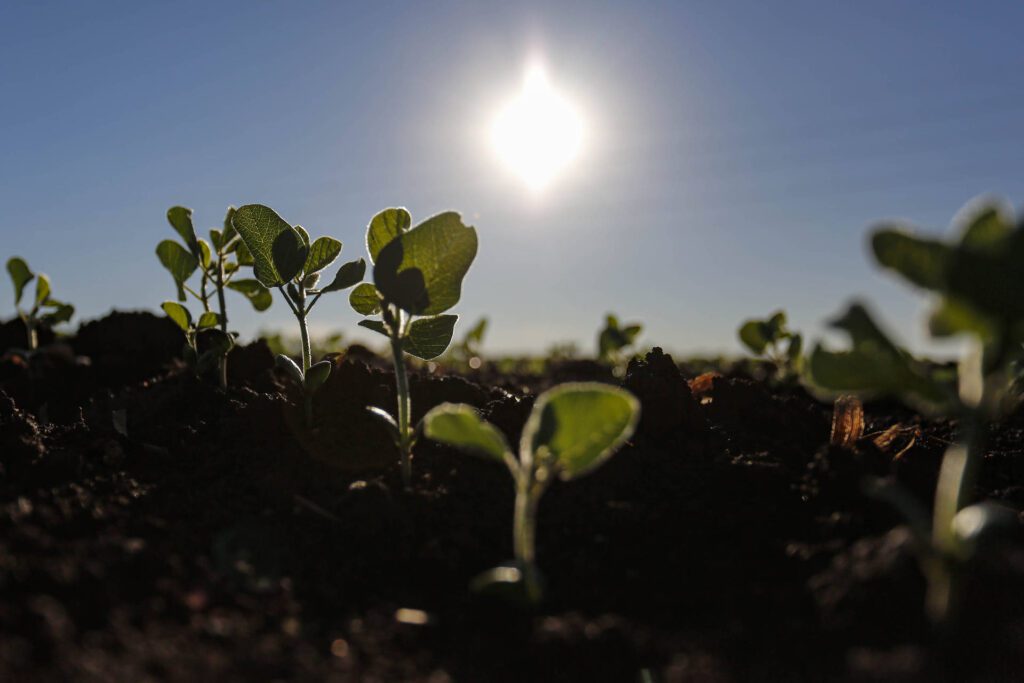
[424,382,640,602]
[156,206,272,387]
[811,197,1024,624]
[260,329,345,361]
[597,313,642,365]
[738,310,803,378]
[349,207,478,488]
[5,257,74,351]
[231,204,365,426]
[449,316,488,368]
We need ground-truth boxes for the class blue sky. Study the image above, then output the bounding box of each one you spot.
[2,1,1022,355]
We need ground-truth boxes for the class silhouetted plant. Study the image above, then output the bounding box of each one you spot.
[349,207,477,487]
[5,257,74,351]
[597,313,642,365]
[156,206,272,387]
[738,309,803,378]
[231,204,365,426]
[424,382,640,602]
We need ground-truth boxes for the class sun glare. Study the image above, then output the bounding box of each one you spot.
[491,64,584,192]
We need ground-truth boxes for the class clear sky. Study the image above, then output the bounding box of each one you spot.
[2,1,1022,356]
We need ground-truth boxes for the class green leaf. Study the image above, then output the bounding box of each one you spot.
[271,228,308,284]
[423,403,511,462]
[156,240,199,300]
[275,354,304,384]
[959,204,1011,251]
[870,228,951,291]
[786,333,803,364]
[366,406,401,444]
[6,257,33,307]
[40,303,74,326]
[294,225,310,248]
[928,298,993,339]
[523,383,640,480]
[227,278,273,311]
[320,258,366,293]
[198,239,212,270]
[465,317,488,345]
[738,320,770,354]
[405,314,458,360]
[766,311,787,339]
[197,311,220,329]
[167,206,199,254]
[222,206,237,244]
[235,240,254,266]
[349,282,382,315]
[232,204,307,287]
[304,360,332,392]
[161,301,192,332]
[366,207,412,264]
[200,328,234,358]
[210,228,224,252]
[374,211,477,315]
[304,237,342,275]
[34,273,51,308]
[358,319,388,338]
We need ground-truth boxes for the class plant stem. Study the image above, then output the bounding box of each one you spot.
[23,315,38,352]
[214,256,229,389]
[295,293,315,427]
[389,313,413,488]
[513,476,543,601]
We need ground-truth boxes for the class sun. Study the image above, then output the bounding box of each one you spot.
[491,64,584,192]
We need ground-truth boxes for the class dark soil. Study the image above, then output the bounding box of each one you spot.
[1,312,1023,682]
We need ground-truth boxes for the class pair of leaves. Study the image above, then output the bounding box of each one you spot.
[231,204,365,293]
[366,208,478,316]
[276,354,332,393]
[6,257,74,325]
[161,301,220,334]
[809,302,956,408]
[358,315,458,360]
[872,200,1024,339]
[598,314,642,360]
[423,383,640,482]
[738,310,802,358]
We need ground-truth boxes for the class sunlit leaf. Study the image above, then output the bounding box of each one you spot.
[374,211,477,315]
[156,240,199,300]
[366,207,411,264]
[232,204,306,287]
[227,278,273,311]
[304,236,341,275]
[6,257,33,307]
[349,282,382,315]
[522,383,640,480]
[271,228,308,284]
[197,311,220,329]
[161,301,192,332]
[34,273,51,308]
[405,314,458,360]
[167,206,199,254]
[320,258,366,293]
[738,320,769,354]
[871,228,951,291]
[423,403,511,462]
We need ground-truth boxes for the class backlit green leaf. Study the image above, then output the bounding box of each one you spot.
[156,240,199,300]
[34,273,51,307]
[358,319,388,338]
[6,257,33,307]
[523,383,640,480]
[167,206,199,254]
[349,282,382,315]
[232,204,305,287]
[40,303,74,326]
[738,320,769,354]
[320,258,366,293]
[304,237,342,275]
[374,211,477,315]
[366,207,411,263]
[871,228,951,291]
[161,301,192,332]
[423,403,511,462]
[197,311,220,329]
[405,314,458,360]
[227,278,273,311]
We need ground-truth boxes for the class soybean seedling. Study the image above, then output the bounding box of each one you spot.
[423,382,640,602]
[157,206,273,387]
[448,316,488,368]
[5,257,74,351]
[738,310,803,379]
[349,208,478,488]
[597,313,642,367]
[811,197,1024,624]
[231,204,366,426]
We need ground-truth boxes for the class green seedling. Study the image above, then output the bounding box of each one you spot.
[424,382,640,602]
[449,316,488,367]
[738,310,803,378]
[811,197,1024,624]
[231,204,365,426]
[597,313,642,366]
[161,301,234,376]
[349,207,478,488]
[156,206,273,387]
[5,257,74,351]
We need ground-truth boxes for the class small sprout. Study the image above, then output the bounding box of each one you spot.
[597,313,642,367]
[232,204,365,426]
[818,196,1024,624]
[5,257,75,351]
[156,206,272,387]
[424,382,640,602]
[161,301,233,374]
[738,310,803,378]
[448,316,488,368]
[351,207,478,487]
